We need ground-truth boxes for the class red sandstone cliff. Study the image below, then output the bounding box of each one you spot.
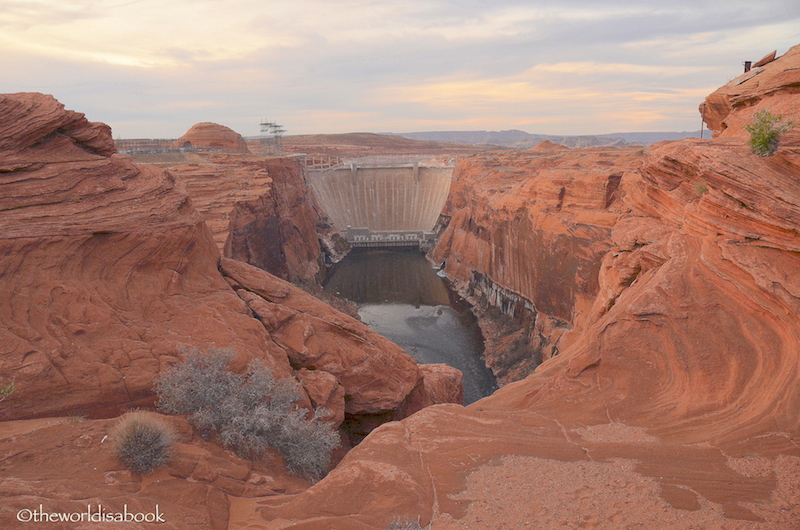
[235,51,800,528]
[4,44,800,528]
[0,93,463,527]
[432,144,643,381]
[0,93,458,427]
[702,44,800,139]
[145,152,341,283]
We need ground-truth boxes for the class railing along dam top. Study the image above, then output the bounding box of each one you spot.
[302,155,456,173]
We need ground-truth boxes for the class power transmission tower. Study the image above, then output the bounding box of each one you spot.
[260,119,285,155]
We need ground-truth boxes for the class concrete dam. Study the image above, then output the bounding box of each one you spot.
[306,158,454,247]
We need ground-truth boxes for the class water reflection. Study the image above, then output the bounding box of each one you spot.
[324,249,497,404]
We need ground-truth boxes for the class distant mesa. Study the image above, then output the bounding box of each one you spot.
[174,122,250,154]
[395,130,701,148]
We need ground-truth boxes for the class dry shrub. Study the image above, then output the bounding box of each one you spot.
[112,411,176,474]
[387,518,425,530]
[155,349,340,480]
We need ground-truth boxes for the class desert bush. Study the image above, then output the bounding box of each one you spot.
[745,109,794,156]
[0,381,14,404]
[386,518,425,530]
[693,182,709,196]
[155,350,340,479]
[155,349,242,434]
[112,411,176,474]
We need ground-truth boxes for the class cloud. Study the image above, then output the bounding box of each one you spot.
[1,0,798,137]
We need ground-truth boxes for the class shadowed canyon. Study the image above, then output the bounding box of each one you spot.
[1,45,800,529]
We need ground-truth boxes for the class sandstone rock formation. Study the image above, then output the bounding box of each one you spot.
[701,44,800,139]
[175,122,251,153]
[0,415,310,529]
[0,94,460,434]
[235,50,800,528]
[5,43,800,528]
[530,139,570,151]
[431,145,644,381]
[149,153,336,283]
[1,93,274,421]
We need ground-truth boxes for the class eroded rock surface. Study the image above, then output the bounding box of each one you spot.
[0,94,460,433]
[152,153,332,283]
[240,55,800,529]
[5,46,800,527]
[1,93,285,420]
[702,44,800,139]
[432,144,643,381]
[0,415,309,530]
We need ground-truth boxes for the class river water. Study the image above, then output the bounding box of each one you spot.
[323,248,497,404]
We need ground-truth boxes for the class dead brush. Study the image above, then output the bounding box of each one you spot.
[111,411,176,474]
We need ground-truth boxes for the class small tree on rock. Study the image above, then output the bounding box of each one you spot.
[745,109,794,156]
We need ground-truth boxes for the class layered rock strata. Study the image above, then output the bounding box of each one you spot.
[240,54,800,528]
[701,44,800,139]
[432,144,644,381]
[0,94,460,433]
[154,153,338,283]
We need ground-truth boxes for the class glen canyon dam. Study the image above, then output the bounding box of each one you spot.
[307,157,454,247]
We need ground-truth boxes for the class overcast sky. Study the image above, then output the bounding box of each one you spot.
[2,0,798,138]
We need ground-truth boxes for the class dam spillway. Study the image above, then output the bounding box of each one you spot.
[306,158,453,246]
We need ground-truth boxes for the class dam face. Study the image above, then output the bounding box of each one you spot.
[307,159,453,246]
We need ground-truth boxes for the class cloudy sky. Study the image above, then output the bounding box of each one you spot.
[2,0,798,138]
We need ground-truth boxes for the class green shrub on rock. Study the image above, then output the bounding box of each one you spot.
[0,381,14,404]
[745,109,794,156]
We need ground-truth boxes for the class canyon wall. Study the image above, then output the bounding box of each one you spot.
[3,45,800,530]
[240,48,800,528]
[0,94,459,428]
[431,143,643,381]
[152,153,339,283]
[0,95,466,528]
